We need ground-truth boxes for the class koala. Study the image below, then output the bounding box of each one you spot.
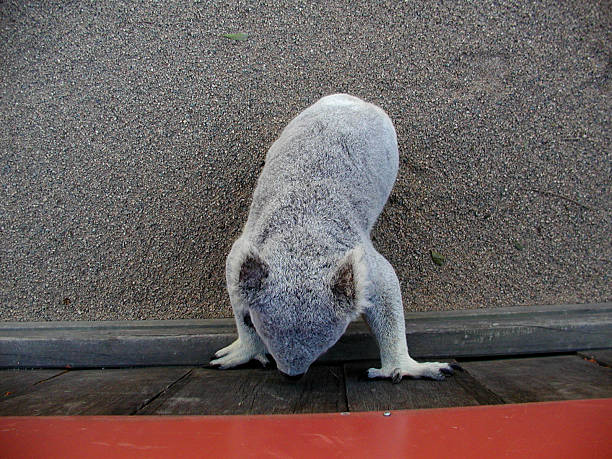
[210,94,455,382]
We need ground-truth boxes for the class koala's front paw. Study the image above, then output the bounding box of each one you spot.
[209,338,269,369]
[368,361,459,383]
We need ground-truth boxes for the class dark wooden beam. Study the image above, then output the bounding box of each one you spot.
[1,303,610,368]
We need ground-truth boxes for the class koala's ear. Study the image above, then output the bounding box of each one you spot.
[332,257,356,300]
[239,251,268,292]
[227,240,269,300]
[331,246,371,316]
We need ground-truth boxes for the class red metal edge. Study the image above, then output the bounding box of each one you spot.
[1,398,611,459]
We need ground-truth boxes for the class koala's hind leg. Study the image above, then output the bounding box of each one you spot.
[363,252,455,382]
[210,312,269,369]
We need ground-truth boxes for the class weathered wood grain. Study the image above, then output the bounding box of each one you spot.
[1,303,610,368]
[450,367,507,405]
[138,365,347,415]
[344,360,504,411]
[0,369,66,402]
[462,355,612,403]
[0,367,190,416]
[577,349,612,367]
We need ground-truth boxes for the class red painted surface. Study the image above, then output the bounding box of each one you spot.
[1,399,611,459]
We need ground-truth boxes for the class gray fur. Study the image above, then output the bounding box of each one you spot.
[211,94,453,380]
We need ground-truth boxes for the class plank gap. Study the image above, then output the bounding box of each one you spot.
[32,369,70,385]
[131,368,194,415]
[138,365,346,415]
[0,367,192,416]
[452,365,507,405]
[577,349,612,368]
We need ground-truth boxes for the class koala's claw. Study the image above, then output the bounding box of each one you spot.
[209,338,269,369]
[440,366,455,375]
[368,361,455,382]
[209,351,269,369]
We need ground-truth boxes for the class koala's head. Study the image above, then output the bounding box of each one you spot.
[228,243,370,377]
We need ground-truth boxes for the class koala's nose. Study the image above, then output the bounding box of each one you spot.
[279,370,304,381]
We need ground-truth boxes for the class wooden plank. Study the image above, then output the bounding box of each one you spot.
[0,369,66,401]
[577,349,612,367]
[395,302,612,360]
[462,355,612,403]
[1,302,610,368]
[344,360,504,411]
[0,318,236,369]
[139,365,347,415]
[0,367,190,416]
[0,333,234,369]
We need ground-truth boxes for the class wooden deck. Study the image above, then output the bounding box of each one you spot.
[1,350,611,416]
[1,303,611,416]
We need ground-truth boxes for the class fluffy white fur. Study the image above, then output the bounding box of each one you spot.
[211,94,454,381]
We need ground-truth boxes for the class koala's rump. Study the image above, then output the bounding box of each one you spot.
[246,94,399,237]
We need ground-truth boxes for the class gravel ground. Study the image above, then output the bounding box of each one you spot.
[1,1,610,321]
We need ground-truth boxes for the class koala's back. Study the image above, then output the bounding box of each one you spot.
[245,94,398,251]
